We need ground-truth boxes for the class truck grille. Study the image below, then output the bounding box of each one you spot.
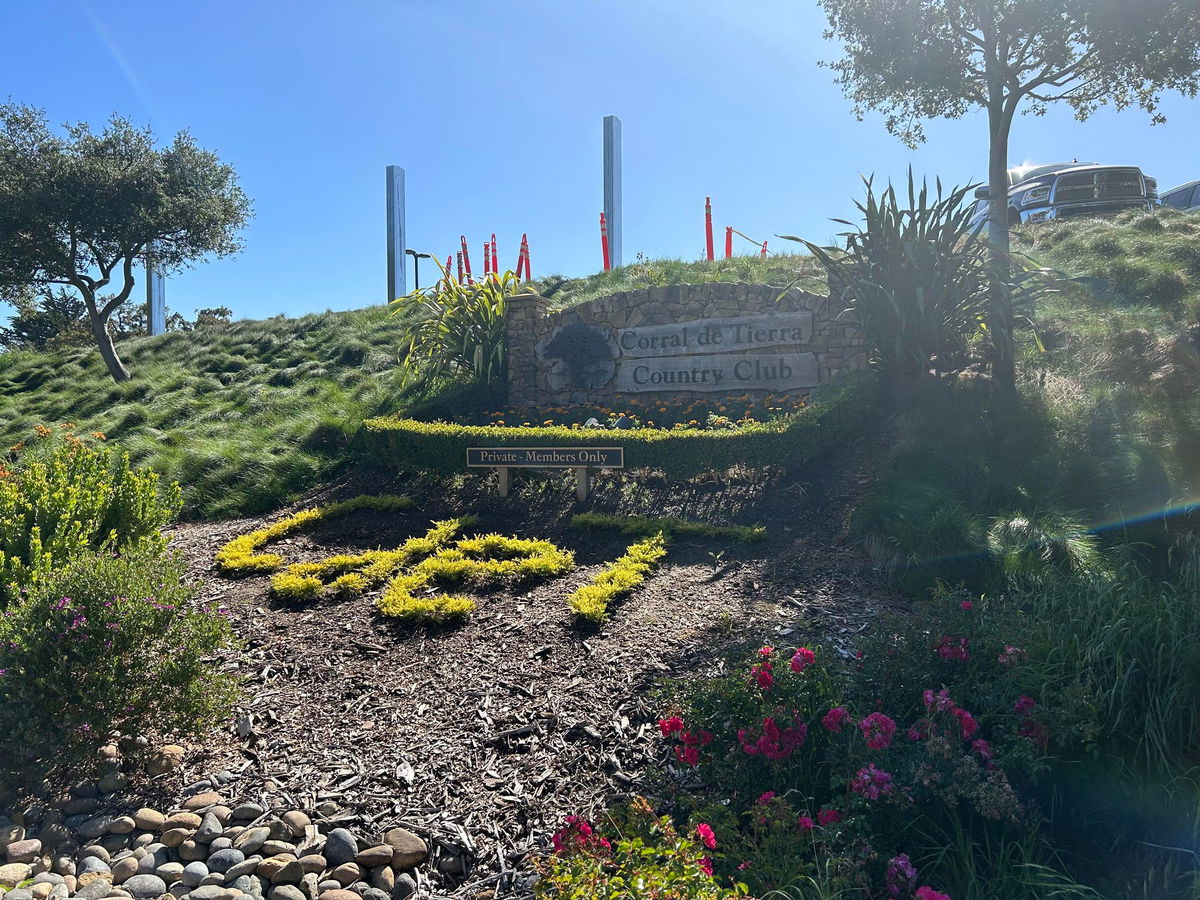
[1053,169,1145,203]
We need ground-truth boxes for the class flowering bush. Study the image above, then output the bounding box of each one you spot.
[0,426,181,605]
[657,619,1066,896]
[460,393,809,431]
[535,797,746,899]
[0,547,237,786]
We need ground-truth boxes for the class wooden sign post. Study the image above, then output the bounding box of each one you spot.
[466,447,624,501]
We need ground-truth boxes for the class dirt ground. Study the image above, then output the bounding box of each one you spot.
[166,441,900,897]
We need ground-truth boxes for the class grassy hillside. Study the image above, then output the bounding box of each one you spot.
[2,215,1196,524]
[0,255,824,519]
[0,307,409,518]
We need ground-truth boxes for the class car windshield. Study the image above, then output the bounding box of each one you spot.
[1008,163,1094,186]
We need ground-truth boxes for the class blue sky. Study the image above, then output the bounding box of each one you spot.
[2,0,1199,323]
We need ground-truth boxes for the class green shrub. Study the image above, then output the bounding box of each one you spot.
[570,513,765,542]
[270,518,469,600]
[215,494,412,575]
[535,797,748,899]
[0,547,238,786]
[376,533,575,623]
[782,173,990,385]
[569,533,668,623]
[390,269,529,387]
[362,375,875,479]
[0,428,182,605]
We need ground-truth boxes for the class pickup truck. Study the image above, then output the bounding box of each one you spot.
[970,162,1157,227]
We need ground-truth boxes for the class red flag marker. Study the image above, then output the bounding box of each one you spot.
[520,233,531,281]
[705,197,714,261]
[600,212,611,271]
[456,251,463,282]
[460,236,473,283]
[725,226,733,259]
[761,240,768,257]
[491,233,498,275]
[484,241,491,276]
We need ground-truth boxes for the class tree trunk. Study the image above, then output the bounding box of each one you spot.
[91,314,131,382]
[986,97,1016,398]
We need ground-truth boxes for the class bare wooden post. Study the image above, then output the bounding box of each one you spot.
[575,466,591,501]
[497,467,512,497]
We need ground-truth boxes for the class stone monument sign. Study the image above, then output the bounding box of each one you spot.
[506,282,863,408]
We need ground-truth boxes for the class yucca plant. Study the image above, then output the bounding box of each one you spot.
[390,265,537,388]
[782,171,990,390]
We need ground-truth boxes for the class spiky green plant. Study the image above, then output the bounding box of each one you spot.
[781,172,991,384]
[390,267,536,388]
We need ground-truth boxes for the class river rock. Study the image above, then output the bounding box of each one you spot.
[369,866,393,893]
[75,872,112,889]
[72,881,111,900]
[181,862,209,887]
[316,891,359,900]
[122,874,166,900]
[160,829,191,849]
[108,818,136,836]
[209,838,233,853]
[50,856,75,877]
[0,863,32,884]
[209,807,233,826]
[328,864,358,887]
[186,886,224,900]
[183,793,222,812]
[146,746,185,777]
[155,861,185,884]
[5,890,33,900]
[132,810,164,832]
[230,804,264,822]
[269,886,305,900]
[360,890,388,900]
[97,773,128,796]
[232,829,270,855]
[268,861,302,886]
[63,798,99,818]
[78,818,115,841]
[162,813,201,832]
[278,814,309,839]
[354,847,390,869]
[208,849,246,874]
[255,856,296,881]
[322,832,357,869]
[77,858,110,876]
[296,856,324,876]
[224,857,261,880]
[0,825,25,851]
[381,828,426,870]
[6,839,41,864]
[392,873,416,900]
[110,858,138,884]
[259,842,295,858]
[179,840,207,862]
[195,814,223,844]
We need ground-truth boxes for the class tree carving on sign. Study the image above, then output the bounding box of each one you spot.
[542,322,616,390]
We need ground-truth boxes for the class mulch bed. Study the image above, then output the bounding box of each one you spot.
[166,442,900,897]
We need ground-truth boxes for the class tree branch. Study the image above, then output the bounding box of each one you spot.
[98,252,138,320]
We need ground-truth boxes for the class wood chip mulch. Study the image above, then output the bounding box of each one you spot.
[164,443,900,898]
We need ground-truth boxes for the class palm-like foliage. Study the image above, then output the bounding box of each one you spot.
[782,172,990,383]
[390,267,536,388]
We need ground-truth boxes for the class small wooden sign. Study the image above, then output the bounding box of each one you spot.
[466,447,624,500]
[466,447,624,469]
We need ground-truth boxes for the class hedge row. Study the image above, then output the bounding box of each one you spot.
[360,374,875,478]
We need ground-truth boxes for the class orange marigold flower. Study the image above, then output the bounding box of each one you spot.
[60,422,75,429]
[8,442,24,454]
[33,425,52,438]
[91,432,106,441]
[0,466,11,478]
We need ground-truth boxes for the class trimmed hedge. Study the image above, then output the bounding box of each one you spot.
[361,374,874,477]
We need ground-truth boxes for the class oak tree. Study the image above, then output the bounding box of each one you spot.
[0,103,251,381]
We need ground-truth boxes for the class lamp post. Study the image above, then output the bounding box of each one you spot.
[406,249,432,291]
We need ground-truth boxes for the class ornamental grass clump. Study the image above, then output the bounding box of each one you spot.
[269,518,470,600]
[569,533,668,624]
[0,547,237,787]
[0,426,181,605]
[375,534,574,623]
[215,494,412,575]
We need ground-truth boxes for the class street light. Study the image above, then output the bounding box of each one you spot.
[406,249,432,291]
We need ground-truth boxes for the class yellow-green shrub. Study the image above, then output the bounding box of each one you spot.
[269,518,468,600]
[215,494,412,575]
[0,429,181,605]
[361,375,874,478]
[569,533,668,623]
[570,512,765,542]
[376,534,575,622]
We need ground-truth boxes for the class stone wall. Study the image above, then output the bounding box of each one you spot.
[506,282,865,408]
